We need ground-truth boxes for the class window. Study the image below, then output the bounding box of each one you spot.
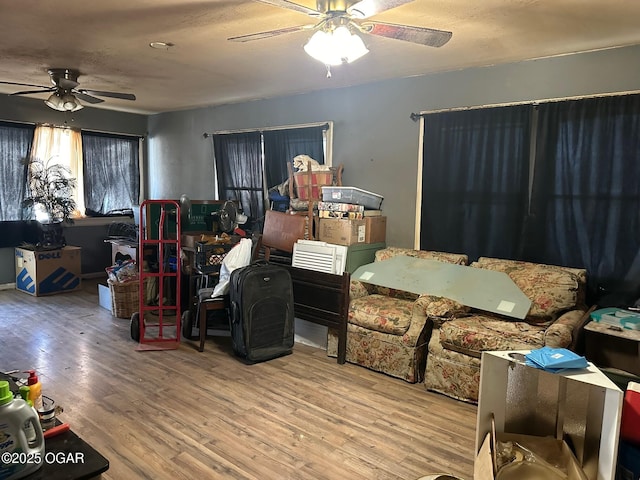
[419,94,640,291]
[82,131,140,214]
[29,125,84,218]
[0,121,34,221]
[0,122,141,221]
[525,95,640,287]
[420,106,531,261]
[211,123,331,228]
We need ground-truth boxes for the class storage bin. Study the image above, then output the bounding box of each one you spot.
[321,186,383,210]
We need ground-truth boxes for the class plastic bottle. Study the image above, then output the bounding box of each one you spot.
[24,371,43,412]
[0,380,45,479]
[17,387,36,444]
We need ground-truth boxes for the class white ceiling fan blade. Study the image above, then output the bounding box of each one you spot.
[360,21,452,47]
[347,0,414,19]
[252,0,323,17]
[229,24,314,42]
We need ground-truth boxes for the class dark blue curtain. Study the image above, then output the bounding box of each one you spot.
[420,106,532,261]
[0,121,34,221]
[213,131,264,221]
[263,126,326,189]
[82,131,140,214]
[525,95,640,294]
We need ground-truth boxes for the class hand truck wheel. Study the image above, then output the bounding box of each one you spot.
[130,312,140,342]
[181,310,194,340]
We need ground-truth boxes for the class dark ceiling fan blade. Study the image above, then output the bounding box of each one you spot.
[57,78,79,90]
[360,21,452,47]
[0,80,51,89]
[77,89,136,101]
[8,88,55,96]
[73,92,105,104]
[252,0,323,17]
[347,0,414,19]
[228,24,313,42]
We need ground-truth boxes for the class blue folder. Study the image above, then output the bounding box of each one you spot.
[524,346,588,373]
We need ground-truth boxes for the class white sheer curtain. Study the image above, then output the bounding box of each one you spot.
[30,124,85,218]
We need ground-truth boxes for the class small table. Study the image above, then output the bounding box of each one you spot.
[584,320,640,376]
[25,421,109,480]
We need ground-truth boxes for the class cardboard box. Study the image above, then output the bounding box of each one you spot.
[364,216,386,243]
[15,246,82,296]
[318,218,366,246]
[475,431,588,480]
[318,217,386,246]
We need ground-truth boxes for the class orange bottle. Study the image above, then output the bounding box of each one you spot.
[25,370,43,412]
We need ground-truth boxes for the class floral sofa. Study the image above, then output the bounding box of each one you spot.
[424,257,588,403]
[327,247,468,383]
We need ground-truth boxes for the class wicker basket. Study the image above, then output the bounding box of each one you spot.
[108,279,140,319]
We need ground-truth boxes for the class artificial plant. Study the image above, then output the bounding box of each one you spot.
[22,156,77,224]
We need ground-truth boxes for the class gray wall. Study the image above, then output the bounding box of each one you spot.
[2,44,639,284]
[146,45,640,249]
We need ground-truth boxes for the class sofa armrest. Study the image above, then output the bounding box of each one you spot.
[410,295,471,331]
[349,279,373,300]
[400,296,470,341]
[416,295,470,317]
[544,309,587,349]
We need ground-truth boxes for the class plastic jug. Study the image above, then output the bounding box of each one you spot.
[0,380,45,480]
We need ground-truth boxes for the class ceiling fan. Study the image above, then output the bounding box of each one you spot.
[229,0,452,66]
[0,68,136,112]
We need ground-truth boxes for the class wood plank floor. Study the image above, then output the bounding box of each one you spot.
[0,280,477,480]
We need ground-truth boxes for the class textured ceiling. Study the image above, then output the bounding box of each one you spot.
[1,0,639,114]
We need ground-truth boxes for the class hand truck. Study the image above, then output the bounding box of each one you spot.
[130,200,182,350]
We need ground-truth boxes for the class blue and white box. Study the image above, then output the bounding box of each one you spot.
[15,246,82,296]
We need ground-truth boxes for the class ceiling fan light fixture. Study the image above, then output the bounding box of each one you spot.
[44,91,83,112]
[304,26,369,66]
[44,92,65,111]
[61,92,83,112]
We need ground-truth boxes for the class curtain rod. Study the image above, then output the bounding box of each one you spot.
[410,90,640,121]
[203,121,330,137]
[0,118,143,138]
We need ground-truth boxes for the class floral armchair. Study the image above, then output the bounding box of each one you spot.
[327,247,468,383]
[424,257,589,403]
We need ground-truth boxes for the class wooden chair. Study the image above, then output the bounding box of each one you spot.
[261,209,307,261]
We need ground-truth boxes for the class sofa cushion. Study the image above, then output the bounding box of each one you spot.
[472,257,582,323]
[439,315,546,356]
[349,294,413,335]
